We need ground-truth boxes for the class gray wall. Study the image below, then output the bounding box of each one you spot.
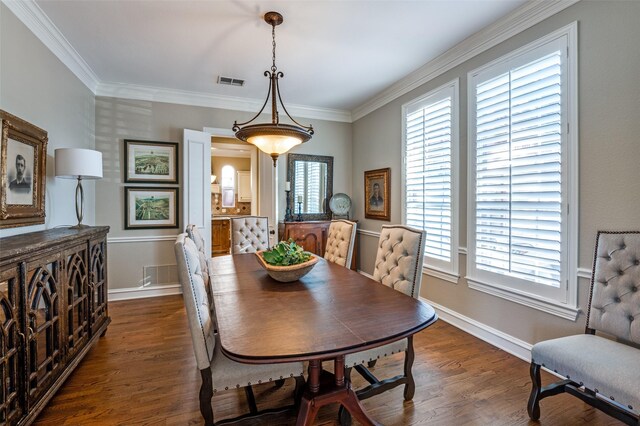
[0,4,96,238]
[95,96,351,290]
[352,0,640,344]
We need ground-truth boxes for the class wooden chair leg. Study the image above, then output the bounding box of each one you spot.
[338,367,353,426]
[294,375,305,407]
[199,367,215,426]
[403,336,416,401]
[527,362,542,420]
[244,386,258,414]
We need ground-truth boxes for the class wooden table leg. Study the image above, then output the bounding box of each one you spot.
[335,355,345,387]
[308,360,321,394]
[295,357,382,426]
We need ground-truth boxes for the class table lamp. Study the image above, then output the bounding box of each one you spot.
[55,148,103,228]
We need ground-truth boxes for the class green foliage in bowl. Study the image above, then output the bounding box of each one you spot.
[262,240,312,266]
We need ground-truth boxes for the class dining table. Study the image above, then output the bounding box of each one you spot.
[208,253,438,426]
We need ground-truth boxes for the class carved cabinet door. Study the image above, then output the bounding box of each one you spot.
[24,253,64,406]
[0,266,24,425]
[282,222,329,256]
[63,244,90,361]
[89,237,108,336]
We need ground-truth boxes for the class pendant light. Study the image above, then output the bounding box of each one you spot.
[233,11,313,167]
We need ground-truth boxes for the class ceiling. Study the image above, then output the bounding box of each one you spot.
[34,0,529,115]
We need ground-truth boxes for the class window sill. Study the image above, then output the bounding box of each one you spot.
[423,266,459,284]
[466,276,580,321]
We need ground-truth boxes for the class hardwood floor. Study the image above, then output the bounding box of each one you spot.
[35,295,621,425]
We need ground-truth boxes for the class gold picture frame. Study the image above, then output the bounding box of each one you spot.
[364,167,390,221]
[0,110,48,229]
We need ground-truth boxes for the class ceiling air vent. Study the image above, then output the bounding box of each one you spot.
[218,76,245,87]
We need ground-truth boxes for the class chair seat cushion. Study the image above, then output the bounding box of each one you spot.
[345,338,408,367]
[532,334,640,415]
[210,341,304,394]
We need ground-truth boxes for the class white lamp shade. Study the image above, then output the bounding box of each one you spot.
[55,148,103,179]
[246,135,302,156]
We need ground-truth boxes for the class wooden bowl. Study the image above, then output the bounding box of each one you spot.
[255,251,319,282]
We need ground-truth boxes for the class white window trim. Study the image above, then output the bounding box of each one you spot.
[401,78,460,284]
[466,22,579,320]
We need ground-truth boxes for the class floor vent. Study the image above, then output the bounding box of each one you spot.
[218,76,245,87]
[142,264,178,287]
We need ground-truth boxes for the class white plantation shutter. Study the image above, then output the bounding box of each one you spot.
[475,50,562,287]
[467,25,579,315]
[294,161,322,214]
[403,81,458,275]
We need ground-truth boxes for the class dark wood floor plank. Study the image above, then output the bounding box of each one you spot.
[34,295,622,425]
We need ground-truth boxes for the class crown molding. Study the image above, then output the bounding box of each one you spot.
[3,0,99,92]
[351,0,581,121]
[96,82,352,123]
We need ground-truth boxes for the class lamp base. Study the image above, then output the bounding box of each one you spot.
[69,224,90,230]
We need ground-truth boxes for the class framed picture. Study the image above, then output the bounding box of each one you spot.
[364,168,390,221]
[124,139,179,184]
[1,110,48,229]
[124,187,179,229]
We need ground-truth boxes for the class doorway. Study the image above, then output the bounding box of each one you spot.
[210,137,258,256]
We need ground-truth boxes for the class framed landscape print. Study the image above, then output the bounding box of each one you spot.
[124,187,179,229]
[364,168,390,221]
[0,110,48,229]
[124,140,178,184]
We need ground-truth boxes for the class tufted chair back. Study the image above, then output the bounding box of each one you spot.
[231,216,270,254]
[587,231,640,344]
[185,224,210,296]
[324,220,357,267]
[373,225,427,299]
[174,234,215,370]
[185,224,206,254]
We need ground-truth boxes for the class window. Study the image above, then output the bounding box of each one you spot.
[294,161,326,213]
[402,80,459,281]
[467,24,578,318]
[221,165,235,208]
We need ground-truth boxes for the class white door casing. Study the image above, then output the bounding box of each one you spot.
[183,129,212,255]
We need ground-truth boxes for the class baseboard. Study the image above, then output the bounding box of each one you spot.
[420,297,533,362]
[108,284,182,301]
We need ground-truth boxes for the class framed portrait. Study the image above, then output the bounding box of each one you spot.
[1,110,48,229]
[124,187,179,229]
[124,140,179,184]
[364,168,390,221]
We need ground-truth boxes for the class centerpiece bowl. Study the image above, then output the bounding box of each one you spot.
[255,250,319,282]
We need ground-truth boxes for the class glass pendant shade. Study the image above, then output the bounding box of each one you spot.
[247,135,301,156]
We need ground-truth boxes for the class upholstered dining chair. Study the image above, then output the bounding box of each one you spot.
[324,219,357,268]
[528,231,640,425]
[174,234,304,425]
[340,224,427,424]
[230,216,270,254]
[185,224,207,255]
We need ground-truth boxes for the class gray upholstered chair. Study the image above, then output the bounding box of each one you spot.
[324,219,357,268]
[528,231,640,425]
[230,216,270,254]
[174,234,304,425]
[340,225,427,423]
[185,224,207,255]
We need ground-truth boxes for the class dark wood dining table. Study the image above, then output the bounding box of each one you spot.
[209,254,437,426]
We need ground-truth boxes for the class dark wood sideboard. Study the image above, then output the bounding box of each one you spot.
[0,226,111,425]
[278,221,358,270]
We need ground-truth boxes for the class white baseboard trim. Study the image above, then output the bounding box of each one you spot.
[109,284,182,301]
[420,297,533,362]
